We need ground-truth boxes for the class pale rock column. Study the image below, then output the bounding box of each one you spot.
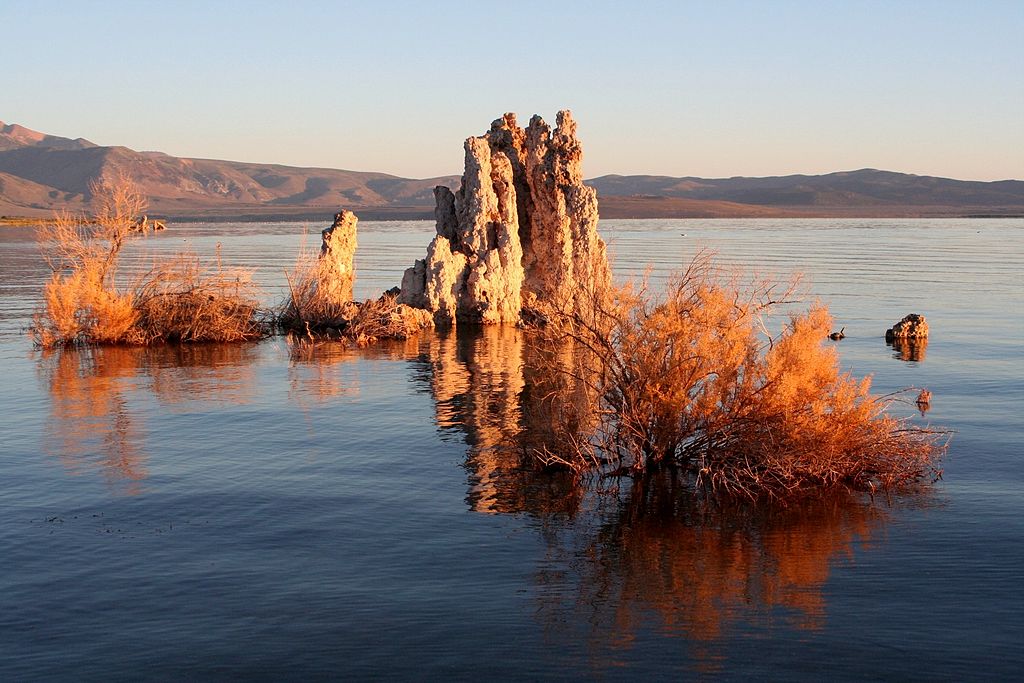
[320,210,358,304]
[399,110,609,325]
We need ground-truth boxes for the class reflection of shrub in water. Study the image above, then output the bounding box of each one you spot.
[40,346,148,494]
[39,344,260,493]
[536,473,888,671]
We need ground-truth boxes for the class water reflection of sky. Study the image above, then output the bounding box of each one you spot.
[3,218,1023,679]
[33,324,900,670]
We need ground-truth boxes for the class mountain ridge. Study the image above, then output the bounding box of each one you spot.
[2,121,1022,220]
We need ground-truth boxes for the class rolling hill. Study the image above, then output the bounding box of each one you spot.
[0,121,460,219]
[2,121,1022,220]
[587,171,1024,216]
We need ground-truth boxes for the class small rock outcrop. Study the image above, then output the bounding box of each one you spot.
[132,215,166,232]
[280,209,434,342]
[885,314,929,342]
[399,110,611,325]
[320,210,358,305]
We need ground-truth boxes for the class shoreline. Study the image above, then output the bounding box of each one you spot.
[0,217,51,227]
[5,204,1024,226]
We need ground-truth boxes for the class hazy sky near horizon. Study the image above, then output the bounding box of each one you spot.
[4,0,1022,181]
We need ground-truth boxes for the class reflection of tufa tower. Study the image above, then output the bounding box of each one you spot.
[414,327,582,517]
[424,327,525,512]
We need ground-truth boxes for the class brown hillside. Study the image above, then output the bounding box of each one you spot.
[2,121,1022,220]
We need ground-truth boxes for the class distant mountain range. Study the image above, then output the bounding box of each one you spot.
[2,121,1022,221]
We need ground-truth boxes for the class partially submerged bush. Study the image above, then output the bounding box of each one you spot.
[31,177,268,347]
[342,292,434,345]
[279,246,433,345]
[533,252,946,500]
[133,252,267,343]
[279,245,355,332]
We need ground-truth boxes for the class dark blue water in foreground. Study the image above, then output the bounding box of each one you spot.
[1,219,1022,680]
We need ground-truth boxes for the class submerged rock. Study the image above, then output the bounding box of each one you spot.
[885,313,929,342]
[320,210,358,305]
[399,110,611,325]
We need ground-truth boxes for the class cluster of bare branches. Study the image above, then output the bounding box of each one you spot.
[31,177,430,349]
[278,246,432,345]
[132,252,267,343]
[339,292,433,345]
[31,176,268,347]
[278,244,355,333]
[532,251,947,500]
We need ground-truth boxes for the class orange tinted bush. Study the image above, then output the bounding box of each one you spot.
[31,177,267,347]
[277,248,432,344]
[534,252,945,499]
[278,246,355,332]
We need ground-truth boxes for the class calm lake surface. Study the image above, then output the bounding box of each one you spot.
[1,218,1022,680]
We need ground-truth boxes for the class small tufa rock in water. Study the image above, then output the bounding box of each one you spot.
[131,215,166,232]
[885,313,929,342]
[320,210,358,305]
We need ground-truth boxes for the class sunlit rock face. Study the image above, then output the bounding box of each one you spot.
[885,313,929,342]
[320,209,358,304]
[399,110,610,325]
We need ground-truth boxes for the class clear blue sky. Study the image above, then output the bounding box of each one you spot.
[4,0,1022,180]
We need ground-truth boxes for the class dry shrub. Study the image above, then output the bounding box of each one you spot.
[278,247,433,344]
[279,246,353,331]
[31,177,268,347]
[133,251,267,343]
[342,292,434,346]
[32,177,148,347]
[534,251,947,500]
[36,269,143,347]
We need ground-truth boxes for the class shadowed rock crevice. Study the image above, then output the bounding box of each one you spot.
[399,111,611,325]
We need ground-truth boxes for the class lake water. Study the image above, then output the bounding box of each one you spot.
[1,218,1022,680]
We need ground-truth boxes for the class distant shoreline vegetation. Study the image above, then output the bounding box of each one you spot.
[1,216,55,226]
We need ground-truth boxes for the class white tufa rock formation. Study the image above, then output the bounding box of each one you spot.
[320,209,358,305]
[399,110,610,325]
[885,313,929,342]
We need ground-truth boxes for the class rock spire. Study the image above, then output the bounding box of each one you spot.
[399,110,610,325]
[320,209,358,305]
